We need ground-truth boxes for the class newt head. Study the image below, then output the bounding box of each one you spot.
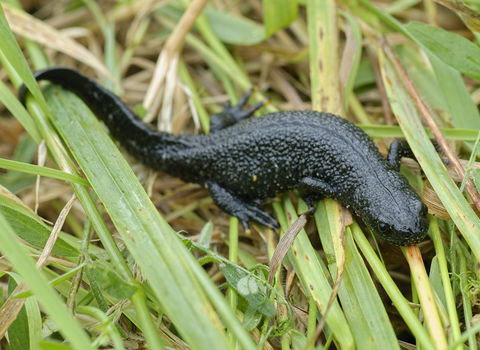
[359,175,430,246]
[375,199,429,246]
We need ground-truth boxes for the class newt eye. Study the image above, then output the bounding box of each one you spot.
[378,222,389,233]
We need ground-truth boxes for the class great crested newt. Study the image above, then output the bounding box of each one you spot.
[19,67,429,246]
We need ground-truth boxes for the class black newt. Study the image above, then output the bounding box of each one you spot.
[19,67,429,246]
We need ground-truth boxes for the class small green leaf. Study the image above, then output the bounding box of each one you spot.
[406,21,480,82]
[0,204,78,257]
[290,329,308,349]
[197,220,213,249]
[220,264,275,317]
[237,248,261,270]
[237,276,259,295]
[86,262,138,300]
[204,8,265,45]
[158,5,265,45]
[241,304,263,331]
[41,319,61,339]
[354,59,376,89]
[263,0,298,37]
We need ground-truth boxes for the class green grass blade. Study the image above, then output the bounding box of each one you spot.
[406,21,480,82]
[307,0,341,113]
[402,24,480,140]
[357,0,480,148]
[0,136,37,192]
[359,125,480,140]
[339,10,363,114]
[342,231,399,348]
[8,273,34,350]
[352,222,436,350]
[0,158,90,187]
[379,50,480,262]
[0,213,94,350]
[3,3,113,82]
[43,86,253,349]
[6,272,42,350]
[273,198,355,348]
[0,4,48,110]
[315,202,400,349]
[25,285,42,350]
[22,88,168,348]
[429,217,462,344]
[394,46,449,119]
[0,187,78,257]
[14,264,86,299]
[424,52,480,152]
[0,79,41,143]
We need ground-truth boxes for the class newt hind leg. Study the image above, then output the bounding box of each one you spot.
[205,180,279,233]
[209,88,268,131]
